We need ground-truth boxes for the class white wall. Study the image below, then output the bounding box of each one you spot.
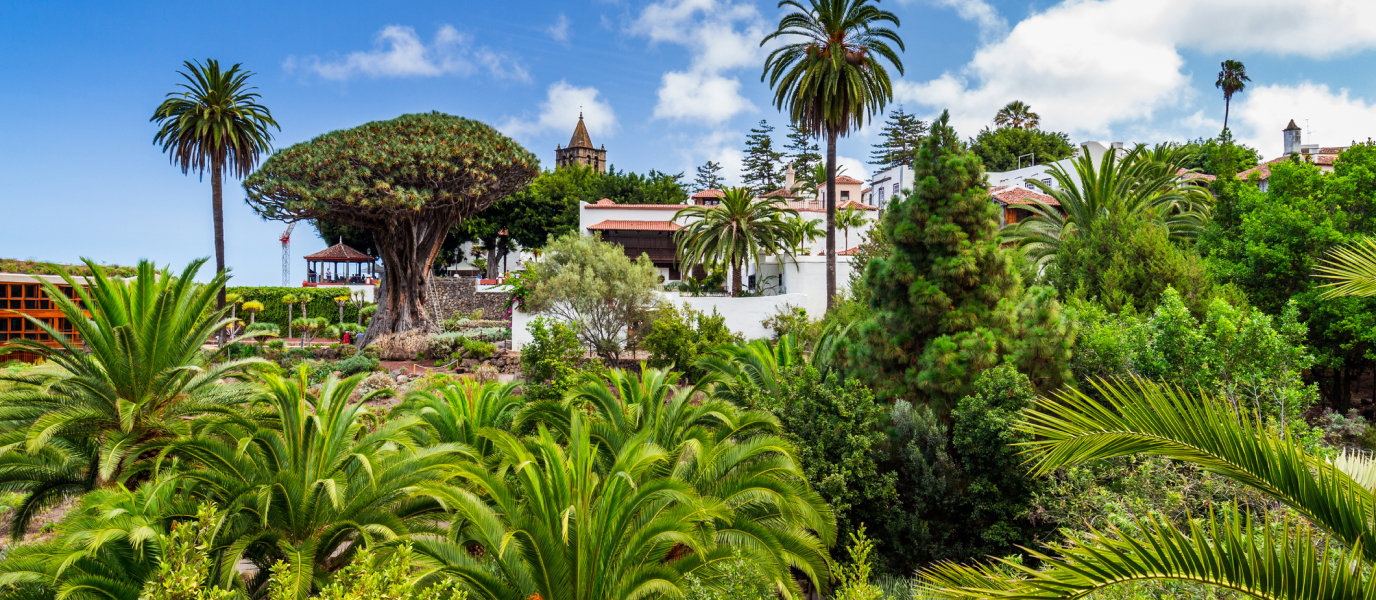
[511,292,810,351]
[759,255,854,318]
[579,204,688,231]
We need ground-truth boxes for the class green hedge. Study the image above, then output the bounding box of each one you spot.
[226,286,373,333]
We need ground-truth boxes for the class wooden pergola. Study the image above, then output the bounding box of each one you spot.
[304,242,377,285]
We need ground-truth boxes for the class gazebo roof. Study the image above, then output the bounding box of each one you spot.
[304,243,375,262]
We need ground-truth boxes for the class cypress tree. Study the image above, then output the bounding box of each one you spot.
[869,105,928,171]
[742,120,784,191]
[693,160,725,193]
[853,111,1070,407]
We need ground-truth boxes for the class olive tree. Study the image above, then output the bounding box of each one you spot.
[244,112,539,345]
[523,232,661,361]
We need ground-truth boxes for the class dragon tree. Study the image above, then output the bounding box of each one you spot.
[244,112,539,345]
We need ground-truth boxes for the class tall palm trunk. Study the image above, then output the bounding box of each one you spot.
[211,154,227,345]
[1222,97,1231,131]
[733,257,744,296]
[825,129,837,309]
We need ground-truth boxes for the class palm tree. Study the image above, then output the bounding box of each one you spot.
[675,187,799,295]
[918,377,1376,599]
[1317,238,1376,298]
[994,100,1039,130]
[835,203,869,250]
[0,259,259,536]
[151,59,279,314]
[1004,144,1210,270]
[786,214,825,254]
[763,0,904,309]
[396,378,523,459]
[167,369,463,598]
[1216,60,1250,131]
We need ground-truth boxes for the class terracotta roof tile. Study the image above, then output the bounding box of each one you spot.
[837,246,862,256]
[759,188,797,198]
[1237,152,1343,181]
[692,189,725,199]
[1176,168,1217,181]
[837,199,879,211]
[586,220,682,232]
[816,175,864,187]
[304,243,375,261]
[991,186,1059,206]
[585,202,689,210]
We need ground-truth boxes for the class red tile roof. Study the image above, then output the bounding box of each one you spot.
[586,220,683,232]
[838,199,879,211]
[816,175,864,187]
[1176,168,1217,181]
[692,189,725,199]
[759,188,797,199]
[1239,151,1344,181]
[304,243,375,261]
[991,186,1059,206]
[837,246,862,256]
[585,201,689,210]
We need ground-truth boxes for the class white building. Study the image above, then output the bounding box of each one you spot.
[868,165,913,209]
[1238,120,1347,192]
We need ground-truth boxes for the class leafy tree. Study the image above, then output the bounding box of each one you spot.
[1048,210,1216,313]
[151,59,278,312]
[919,378,1376,600]
[674,187,799,295]
[243,112,539,345]
[742,119,784,191]
[852,112,1071,406]
[1203,144,1376,406]
[1179,128,1261,176]
[968,126,1074,172]
[763,0,904,309]
[869,105,927,170]
[522,232,660,360]
[0,259,258,536]
[517,317,587,400]
[643,304,741,380]
[693,160,726,192]
[1216,59,1250,131]
[785,121,823,178]
[993,100,1039,129]
[880,365,1048,574]
[1006,144,1210,271]
[596,166,689,204]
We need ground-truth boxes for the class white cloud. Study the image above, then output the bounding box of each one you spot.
[896,0,1376,141]
[632,0,766,123]
[547,14,571,42]
[1234,83,1376,158]
[683,130,748,186]
[500,81,617,141]
[290,25,529,82]
[927,0,1007,41]
[836,155,870,183]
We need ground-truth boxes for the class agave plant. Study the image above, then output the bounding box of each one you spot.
[165,368,466,598]
[0,259,260,536]
[918,377,1376,599]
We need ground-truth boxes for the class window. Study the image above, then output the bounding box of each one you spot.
[878,188,885,202]
[841,191,850,200]
[893,183,899,195]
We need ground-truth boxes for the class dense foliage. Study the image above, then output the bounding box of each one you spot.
[642,303,740,380]
[968,126,1073,172]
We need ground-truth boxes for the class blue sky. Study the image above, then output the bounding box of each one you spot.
[3,0,1375,285]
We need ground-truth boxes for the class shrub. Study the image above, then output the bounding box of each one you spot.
[643,304,740,380]
[265,340,287,353]
[520,317,602,402]
[337,355,380,377]
[761,303,816,348]
[369,330,431,361]
[681,551,774,600]
[522,231,660,360]
[473,364,500,383]
[457,337,496,360]
[224,286,373,332]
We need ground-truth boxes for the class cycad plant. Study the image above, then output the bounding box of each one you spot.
[0,259,259,536]
[1005,144,1210,270]
[1316,237,1376,298]
[762,0,904,308]
[675,187,799,295]
[167,369,463,598]
[918,377,1376,599]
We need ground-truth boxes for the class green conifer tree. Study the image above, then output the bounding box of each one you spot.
[869,105,928,171]
[852,111,1070,407]
[742,120,784,191]
[785,122,822,179]
[693,160,725,193]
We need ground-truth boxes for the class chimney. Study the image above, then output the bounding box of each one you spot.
[1111,141,1124,150]
[785,163,795,192]
[1283,119,1303,155]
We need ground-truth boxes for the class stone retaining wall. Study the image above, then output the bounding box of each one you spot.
[429,277,511,321]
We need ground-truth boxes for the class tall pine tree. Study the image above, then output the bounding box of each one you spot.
[693,160,725,192]
[869,106,928,171]
[785,122,822,182]
[852,111,1071,407]
[742,120,784,191]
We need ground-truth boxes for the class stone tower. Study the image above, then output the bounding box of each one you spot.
[555,113,607,172]
[1283,119,1303,156]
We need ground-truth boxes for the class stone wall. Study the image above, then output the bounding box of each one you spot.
[429,277,512,321]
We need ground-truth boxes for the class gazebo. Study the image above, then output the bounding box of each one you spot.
[304,241,377,285]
